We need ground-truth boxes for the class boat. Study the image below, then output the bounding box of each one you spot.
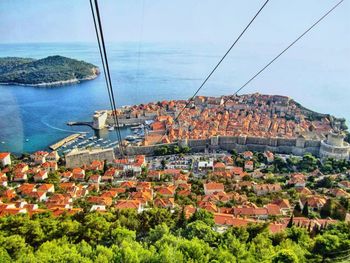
[130,124,144,130]
[108,127,114,131]
[125,135,137,141]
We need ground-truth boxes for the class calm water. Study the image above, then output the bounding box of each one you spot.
[0,42,349,153]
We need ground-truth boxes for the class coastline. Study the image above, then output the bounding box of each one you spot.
[0,72,99,87]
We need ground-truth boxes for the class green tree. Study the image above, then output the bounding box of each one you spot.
[293,203,302,217]
[189,209,215,226]
[0,247,11,263]
[271,249,299,263]
[312,233,341,261]
[184,221,218,246]
[298,153,318,172]
[302,201,309,218]
[161,159,167,170]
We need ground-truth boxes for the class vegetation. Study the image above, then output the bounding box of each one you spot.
[0,56,99,85]
[0,210,349,262]
[154,145,191,156]
[259,153,350,175]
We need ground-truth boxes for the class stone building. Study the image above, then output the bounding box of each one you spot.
[319,132,350,161]
[93,111,108,130]
[65,148,115,168]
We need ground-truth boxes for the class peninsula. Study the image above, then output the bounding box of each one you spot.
[0,55,100,86]
[88,93,350,159]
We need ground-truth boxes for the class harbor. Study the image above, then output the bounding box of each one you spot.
[49,133,121,154]
[49,133,82,150]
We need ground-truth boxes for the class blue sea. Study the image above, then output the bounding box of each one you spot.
[0,42,349,154]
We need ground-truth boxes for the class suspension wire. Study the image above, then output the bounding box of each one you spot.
[89,0,118,144]
[155,0,270,144]
[90,0,125,156]
[224,0,344,105]
[135,0,145,93]
[93,0,124,153]
[203,0,345,140]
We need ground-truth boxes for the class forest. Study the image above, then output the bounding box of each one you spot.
[0,56,99,85]
[0,208,349,263]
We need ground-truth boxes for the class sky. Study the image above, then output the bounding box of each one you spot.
[0,0,349,128]
[0,0,349,47]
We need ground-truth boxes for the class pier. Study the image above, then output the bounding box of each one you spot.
[49,133,82,150]
[67,121,94,128]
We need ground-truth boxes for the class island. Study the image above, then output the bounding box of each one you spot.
[0,55,100,86]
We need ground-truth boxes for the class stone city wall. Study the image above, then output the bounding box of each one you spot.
[123,135,322,157]
[65,148,115,168]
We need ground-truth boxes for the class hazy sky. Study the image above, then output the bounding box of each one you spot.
[1,0,349,47]
[0,0,349,125]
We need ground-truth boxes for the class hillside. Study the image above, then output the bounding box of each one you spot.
[0,55,100,86]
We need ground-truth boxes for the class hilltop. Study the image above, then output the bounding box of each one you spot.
[0,55,100,86]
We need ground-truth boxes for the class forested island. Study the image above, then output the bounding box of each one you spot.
[0,56,100,86]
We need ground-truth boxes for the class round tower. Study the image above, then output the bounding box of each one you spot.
[319,131,350,161]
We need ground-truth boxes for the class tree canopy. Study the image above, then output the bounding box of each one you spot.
[0,209,349,262]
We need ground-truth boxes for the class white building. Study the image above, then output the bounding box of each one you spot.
[198,160,214,171]
[93,111,108,130]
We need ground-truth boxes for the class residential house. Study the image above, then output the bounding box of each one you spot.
[147,170,161,181]
[31,151,49,165]
[89,174,101,184]
[34,170,48,182]
[90,205,107,212]
[87,196,113,207]
[253,184,282,196]
[115,200,143,213]
[28,191,47,202]
[72,168,85,182]
[41,161,58,173]
[243,151,253,160]
[46,151,60,162]
[288,173,306,188]
[214,162,226,172]
[61,171,73,182]
[301,195,327,210]
[156,185,176,197]
[244,160,254,171]
[14,163,29,174]
[154,197,175,209]
[0,172,8,187]
[264,151,274,163]
[203,182,224,195]
[272,199,292,215]
[38,184,55,193]
[0,153,11,167]
[12,172,28,182]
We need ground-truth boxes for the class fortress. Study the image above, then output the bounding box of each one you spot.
[65,148,115,168]
[87,94,350,161]
[119,132,349,161]
[319,131,350,160]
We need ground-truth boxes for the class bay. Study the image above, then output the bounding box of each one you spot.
[0,42,348,153]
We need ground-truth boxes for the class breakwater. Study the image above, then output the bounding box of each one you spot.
[49,133,82,151]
